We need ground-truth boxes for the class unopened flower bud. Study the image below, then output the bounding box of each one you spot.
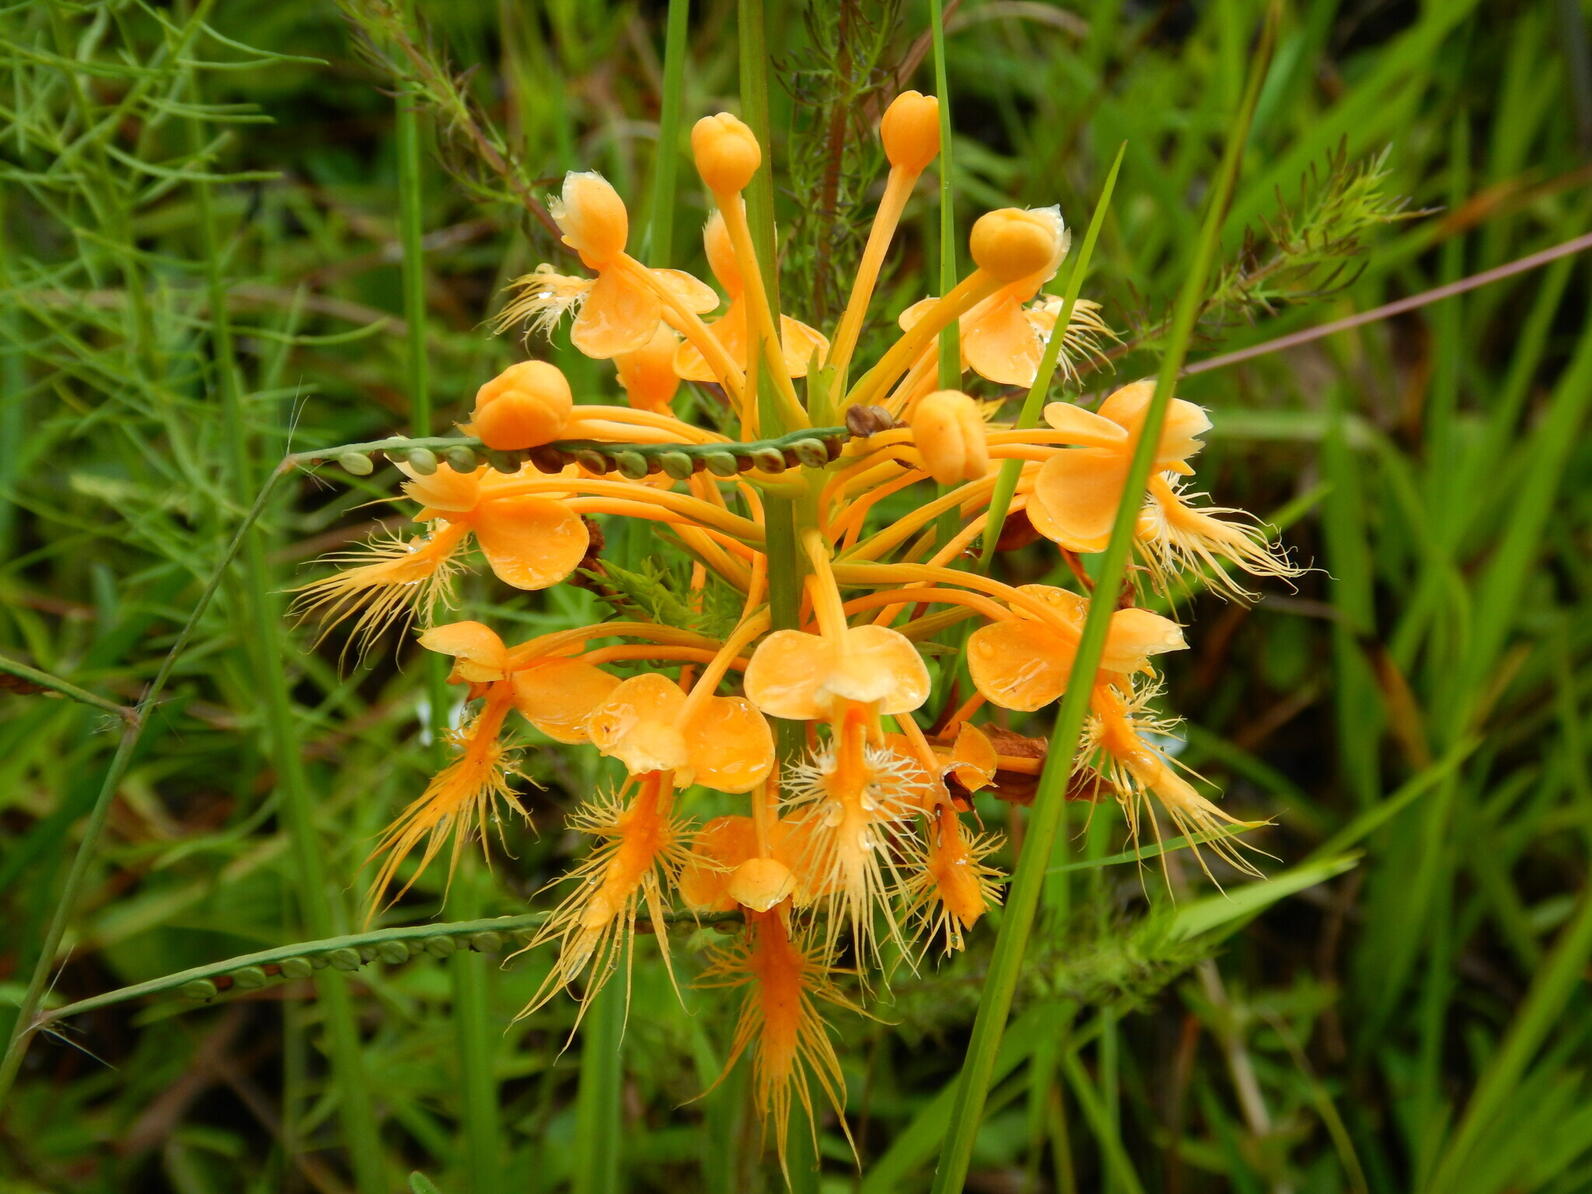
[911,389,990,485]
[881,90,941,172]
[469,361,573,451]
[550,171,629,265]
[969,206,1067,285]
[692,112,761,194]
[727,856,795,912]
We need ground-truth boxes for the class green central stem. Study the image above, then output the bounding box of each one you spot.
[739,0,806,764]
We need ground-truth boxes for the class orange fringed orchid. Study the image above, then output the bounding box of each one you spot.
[297,87,1297,1172]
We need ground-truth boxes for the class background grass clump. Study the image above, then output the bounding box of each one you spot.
[2,1,1590,1192]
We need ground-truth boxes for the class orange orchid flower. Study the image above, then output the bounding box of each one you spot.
[498,172,720,363]
[678,813,824,913]
[585,671,775,793]
[293,462,588,650]
[966,585,1187,712]
[1025,380,1212,553]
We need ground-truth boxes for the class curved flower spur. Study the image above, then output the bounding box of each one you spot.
[294,92,1298,1167]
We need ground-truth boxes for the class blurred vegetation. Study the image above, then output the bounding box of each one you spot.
[2,1,1589,1192]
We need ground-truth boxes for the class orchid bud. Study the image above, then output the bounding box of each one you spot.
[881,90,941,172]
[692,112,762,194]
[469,361,573,451]
[969,205,1067,285]
[911,389,990,485]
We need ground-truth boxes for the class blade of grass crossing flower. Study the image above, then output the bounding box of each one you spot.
[194,111,385,1193]
[977,143,1125,572]
[929,10,1279,1190]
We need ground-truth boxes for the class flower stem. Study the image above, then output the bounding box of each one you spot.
[738,0,806,766]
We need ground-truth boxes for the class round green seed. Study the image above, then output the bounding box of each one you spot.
[181,979,219,1002]
[613,450,650,479]
[377,940,412,965]
[791,438,831,468]
[405,447,438,475]
[470,931,505,953]
[659,451,695,480]
[231,965,269,990]
[445,445,480,472]
[328,947,363,972]
[704,452,740,477]
[280,957,315,980]
[337,451,374,476]
[423,935,458,959]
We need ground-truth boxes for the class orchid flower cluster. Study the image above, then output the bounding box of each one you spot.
[296,93,1296,1164]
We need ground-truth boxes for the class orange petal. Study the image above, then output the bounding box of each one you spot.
[586,672,690,774]
[1041,402,1129,448]
[779,313,829,377]
[570,269,662,358]
[727,856,795,912]
[1030,449,1133,553]
[827,625,931,714]
[897,295,939,332]
[1097,381,1211,464]
[674,302,748,381]
[678,815,758,911]
[1012,583,1089,629]
[962,295,1043,387]
[967,619,1074,712]
[400,462,484,512]
[1102,608,1187,673]
[510,659,619,744]
[743,629,834,720]
[615,325,683,411]
[652,267,721,314]
[471,497,588,590]
[949,721,999,791]
[418,621,509,682]
[683,696,775,793]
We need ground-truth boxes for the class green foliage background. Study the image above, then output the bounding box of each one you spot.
[1,1,1589,1191]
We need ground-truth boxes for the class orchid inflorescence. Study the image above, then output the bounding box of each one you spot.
[295,91,1297,1167]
